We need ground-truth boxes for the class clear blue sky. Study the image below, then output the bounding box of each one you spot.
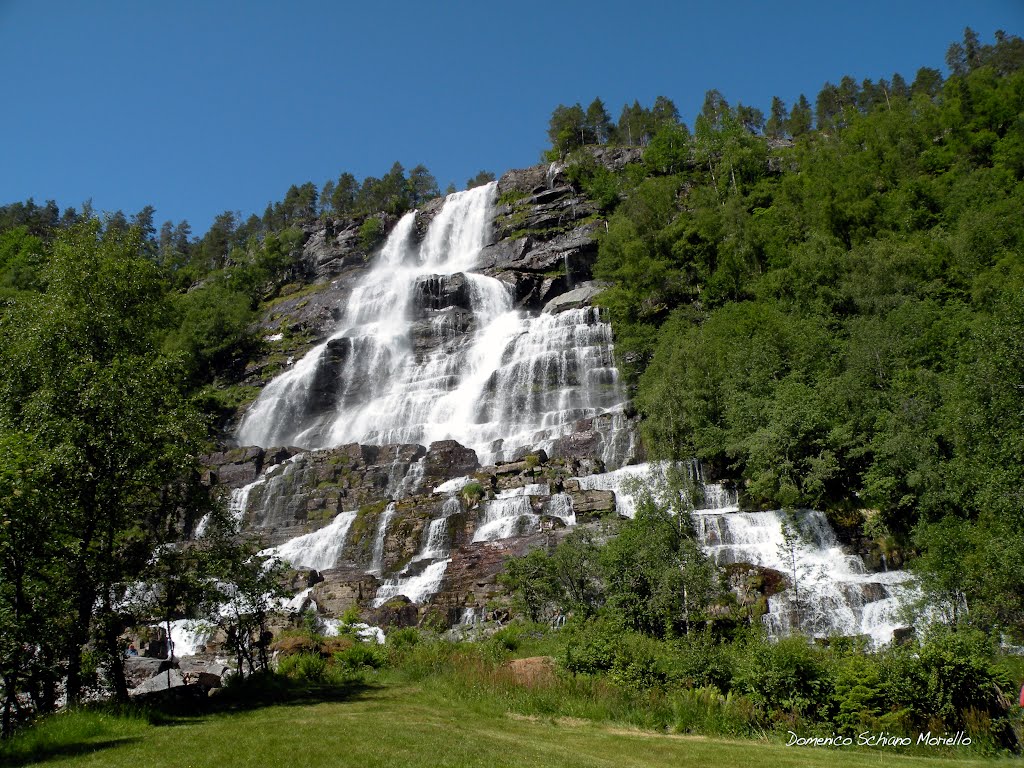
[1,1,1020,236]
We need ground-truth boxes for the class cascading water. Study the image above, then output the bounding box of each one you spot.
[261,511,358,571]
[694,509,911,645]
[236,183,631,468]
[369,502,397,575]
[574,461,910,644]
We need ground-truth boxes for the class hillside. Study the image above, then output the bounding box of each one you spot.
[1,27,1022,754]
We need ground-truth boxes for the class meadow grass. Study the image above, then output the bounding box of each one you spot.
[4,654,1016,768]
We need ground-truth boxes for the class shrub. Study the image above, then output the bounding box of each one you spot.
[672,685,759,736]
[335,643,386,671]
[386,627,422,649]
[460,481,484,507]
[733,635,832,722]
[277,651,330,683]
[359,217,384,251]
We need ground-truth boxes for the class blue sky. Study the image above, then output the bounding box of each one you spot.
[1,1,1020,235]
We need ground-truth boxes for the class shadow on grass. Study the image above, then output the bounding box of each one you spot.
[1,737,145,767]
[1,673,376,765]
[144,671,377,725]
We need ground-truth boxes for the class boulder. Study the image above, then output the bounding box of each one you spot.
[542,282,605,314]
[568,489,616,518]
[129,668,188,698]
[424,440,480,483]
[123,656,171,688]
[311,566,381,615]
[368,595,419,629]
[413,273,472,314]
[178,659,230,689]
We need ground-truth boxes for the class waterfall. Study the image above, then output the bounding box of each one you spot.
[237,183,631,467]
[369,502,397,574]
[261,511,357,571]
[373,559,450,607]
[575,461,910,644]
[473,495,538,543]
[419,496,462,560]
[694,509,911,645]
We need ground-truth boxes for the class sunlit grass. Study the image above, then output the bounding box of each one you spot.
[4,673,1012,768]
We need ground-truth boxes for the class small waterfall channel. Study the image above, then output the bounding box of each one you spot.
[575,462,911,644]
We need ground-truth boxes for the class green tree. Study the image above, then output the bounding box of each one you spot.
[788,94,813,136]
[0,221,208,705]
[466,170,495,190]
[585,97,614,144]
[548,103,587,155]
[407,164,440,205]
[765,96,788,138]
[330,172,360,215]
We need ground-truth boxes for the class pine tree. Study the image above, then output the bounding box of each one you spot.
[765,96,788,138]
[788,94,813,137]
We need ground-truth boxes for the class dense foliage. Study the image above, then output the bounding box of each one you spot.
[1,24,1022,749]
[546,29,1024,643]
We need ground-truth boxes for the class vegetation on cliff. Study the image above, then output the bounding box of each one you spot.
[1,23,1023,752]
[536,28,1024,645]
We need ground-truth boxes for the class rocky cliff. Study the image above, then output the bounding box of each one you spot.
[204,148,643,631]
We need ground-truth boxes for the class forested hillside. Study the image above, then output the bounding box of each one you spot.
[537,29,1024,641]
[1,26,1023,750]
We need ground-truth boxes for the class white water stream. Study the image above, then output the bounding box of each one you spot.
[237,183,630,468]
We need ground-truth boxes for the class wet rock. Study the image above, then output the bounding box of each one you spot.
[311,566,381,615]
[368,595,419,629]
[413,273,472,314]
[542,281,605,314]
[424,440,480,483]
[568,489,616,519]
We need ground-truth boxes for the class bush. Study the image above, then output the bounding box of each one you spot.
[386,627,422,650]
[672,685,759,736]
[335,643,386,671]
[460,481,484,507]
[561,617,669,691]
[359,217,384,252]
[733,636,832,723]
[277,651,330,683]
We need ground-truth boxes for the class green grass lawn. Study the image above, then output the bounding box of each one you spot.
[5,681,1015,768]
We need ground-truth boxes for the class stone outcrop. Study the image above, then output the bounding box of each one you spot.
[201,148,653,635]
[542,281,605,314]
[127,658,229,699]
[311,567,381,615]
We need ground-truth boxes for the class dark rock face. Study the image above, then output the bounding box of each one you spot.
[205,446,265,488]
[424,440,480,483]
[413,273,472,314]
[427,533,547,624]
[209,149,652,633]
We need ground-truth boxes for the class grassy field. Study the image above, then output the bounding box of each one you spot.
[3,679,1016,768]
